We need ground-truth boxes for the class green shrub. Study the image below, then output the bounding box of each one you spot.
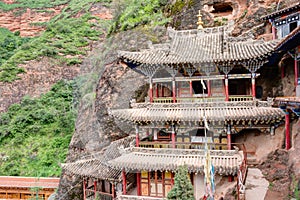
[0,80,76,177]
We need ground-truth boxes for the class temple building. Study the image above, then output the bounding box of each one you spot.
[61,4,300,200]
[0,176,59,200]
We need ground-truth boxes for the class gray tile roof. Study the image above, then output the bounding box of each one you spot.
[261,2,300,20]
[119,24,278,66]
[61,136,135,181]
[108,147,244,176]
[109,101,284,124]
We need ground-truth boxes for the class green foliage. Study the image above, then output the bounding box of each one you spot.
[108,0,169,34]
[0,28,30,66]
[167,165,195,200]
[0,13,100,82]
[0,0,107,82]
[164,0,194,16]
[0,0,69,11]
[0,80,76,177]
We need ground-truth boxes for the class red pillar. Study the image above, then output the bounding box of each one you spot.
[83,179,86,200]
[295,59,298,87]
[285,112,291,150]
[161,84,164,97]
[94,181,97,198]
[227,125,231,150]
[225,75,229,101]
[112,183,116,198]
[122,170,127,195]
[251,73,256,99]
[281,65,285,78]
[137,172,141,196]
[207,80,211,97]
[172,125,176,148]
[172,79,176,103]
[189,80,193,97]
[135,125,139,147]
[149,78,153,103]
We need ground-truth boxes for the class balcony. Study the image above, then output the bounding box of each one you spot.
[151,95,253,103]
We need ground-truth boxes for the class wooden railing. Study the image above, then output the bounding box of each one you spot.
[139,141,229,150]
[152,95,253,104]
[118,195,163,200]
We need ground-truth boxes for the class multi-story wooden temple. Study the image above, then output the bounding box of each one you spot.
[62,4,300,200]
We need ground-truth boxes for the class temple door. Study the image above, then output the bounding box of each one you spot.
[150,171,163,197]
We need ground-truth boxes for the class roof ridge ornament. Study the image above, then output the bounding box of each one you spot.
[197,10,204,30]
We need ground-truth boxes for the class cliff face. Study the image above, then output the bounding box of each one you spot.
[57,26,167,199]
[0,1,65,37]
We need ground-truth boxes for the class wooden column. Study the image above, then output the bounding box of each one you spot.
[281,64,285,78]
[207,80,211,97]
[83,179,86,200]
[94,181,97,198]
[227,125,231,150]
[156,83,159,98]
[161,84,164,97]
[137,172,141,196]
[251,73,256,99]
[172,124,176,148]
[189,80,193,97]
[149,78,153,103]
[285,111,291,150]
[225,75,229,101]
[227,125,233,182]
[295,58,298,87]
[172,79,176,103]
[122,170,127,195]
[135,125,139,147]
[112,183,116,198]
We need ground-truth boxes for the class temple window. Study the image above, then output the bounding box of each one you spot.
[274,13,300,38]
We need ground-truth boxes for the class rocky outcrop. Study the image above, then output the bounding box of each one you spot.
[56,27,167,199]
[0,57,80,112]
[0,4,65,37]
[0,1,113,37]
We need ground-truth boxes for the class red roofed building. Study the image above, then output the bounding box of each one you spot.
[0,176,59,200]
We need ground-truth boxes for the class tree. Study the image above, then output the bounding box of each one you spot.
[167,165,195,200]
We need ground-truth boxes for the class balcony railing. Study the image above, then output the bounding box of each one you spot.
[117,195,163,200]
[152,95,253,104]
[139,141,229,150]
